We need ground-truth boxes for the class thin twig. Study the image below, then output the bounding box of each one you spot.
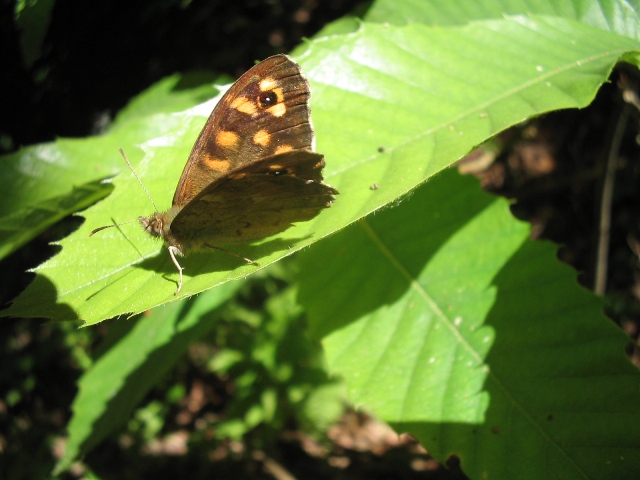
[595,105,630,295]
[253,451,297,480]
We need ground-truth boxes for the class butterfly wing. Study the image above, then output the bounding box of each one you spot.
[170,150,337,247]
[172,55,315,207]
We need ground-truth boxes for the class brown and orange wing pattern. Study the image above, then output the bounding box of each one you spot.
[171,55,315,207]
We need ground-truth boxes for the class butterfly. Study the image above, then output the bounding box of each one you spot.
[93,55,337,294]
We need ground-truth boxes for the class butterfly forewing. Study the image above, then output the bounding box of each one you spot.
[172,55,314,207]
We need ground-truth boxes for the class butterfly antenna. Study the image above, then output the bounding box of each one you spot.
[89,218,139,236]
[119,148,159,213]
[89,149,158,237]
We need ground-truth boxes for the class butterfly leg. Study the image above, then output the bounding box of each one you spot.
[204,244,259,266]
[167,245,185,295]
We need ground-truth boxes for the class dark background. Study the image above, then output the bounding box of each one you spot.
[0,0,361,151]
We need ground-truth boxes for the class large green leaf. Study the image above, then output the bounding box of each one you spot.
[298,169,640,479]
[5,16,640,324]
[366,0,640,40]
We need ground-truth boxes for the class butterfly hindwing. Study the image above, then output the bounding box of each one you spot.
[171,150,336,245]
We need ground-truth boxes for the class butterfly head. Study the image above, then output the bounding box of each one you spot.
[139,213,167,239]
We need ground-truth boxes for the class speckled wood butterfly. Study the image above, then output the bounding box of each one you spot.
[93,55,337,293]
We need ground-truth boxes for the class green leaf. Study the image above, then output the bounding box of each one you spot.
[15,0,55,68]
[0,72,220,261]
[53,282,239,475]
[0,179,112,260]
[298,169,640,479]
[113,72,226,124]
[366,0,640,40]
[211,285,345,442]
[5,16,640,323]
[0,140,121,260]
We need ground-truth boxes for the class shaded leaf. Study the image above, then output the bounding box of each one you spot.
[298,169,640,479]
[54,282,239,475]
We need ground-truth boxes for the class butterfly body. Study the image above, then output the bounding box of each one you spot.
[140,150,335,250]
[137,54,337,292]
